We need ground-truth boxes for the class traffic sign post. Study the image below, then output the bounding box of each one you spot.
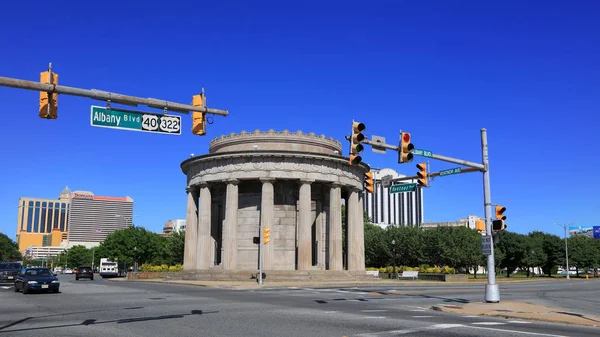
[389,183,417,194]
[90,106,182,135]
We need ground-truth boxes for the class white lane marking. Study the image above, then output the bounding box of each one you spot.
[1,286,11,289]
[463,315,480,318]
[508,320,532,324]
[362,309,387,312]
[355,324,463,336]
[324,311,338,314]
[411,315,434,318]
[472,322,507,325]
[409,309,426,312]
[363,316,387,319]
[467,325,569,337]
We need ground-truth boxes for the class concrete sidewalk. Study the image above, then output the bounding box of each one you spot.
[432,301,600,328]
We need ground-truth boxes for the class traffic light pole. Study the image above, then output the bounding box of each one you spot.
[258,223,264,285]
[481,128,499,302]
[0,75,229,116]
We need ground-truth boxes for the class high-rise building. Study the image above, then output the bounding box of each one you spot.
[362,168,424,228]
[16,186,72,252]
[67,190,134,247]
[162,219,186,236]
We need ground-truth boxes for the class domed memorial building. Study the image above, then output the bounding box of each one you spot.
[180,129,370,279]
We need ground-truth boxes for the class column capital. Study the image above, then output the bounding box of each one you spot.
[185,185,196,193]
[329,182,342,188]
[260,177,276,183]
[198,182,210,188]
[226,178,239,185]
[298,179,315,185]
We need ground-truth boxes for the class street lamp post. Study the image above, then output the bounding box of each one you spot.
[133,246,137,272]
[556,222,574,280]
[391,239,396,279]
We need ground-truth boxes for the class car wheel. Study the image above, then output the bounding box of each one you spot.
[22,285,28,294]
[76,276,79,281]
[90,276,94,281]
[53,288,59,293]
[14,284,19,292]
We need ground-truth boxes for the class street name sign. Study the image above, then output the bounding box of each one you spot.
[389,183,417,194]
[482,235,492,255]
[90,106,181,135]
[440,167,462,176]
[412,148,433,158]
[381,175,392,188]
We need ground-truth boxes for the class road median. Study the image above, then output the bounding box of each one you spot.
[432,301,600,328]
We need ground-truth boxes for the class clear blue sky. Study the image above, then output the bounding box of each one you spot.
[1,0,598,239]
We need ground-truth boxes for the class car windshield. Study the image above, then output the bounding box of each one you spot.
[0,263,22,269]
[25,269,52,276]
[79,267,90,272]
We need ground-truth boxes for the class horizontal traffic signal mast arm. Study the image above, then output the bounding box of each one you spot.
[0,76,229,116]
[358,138,485,171]
[390,166,480,183]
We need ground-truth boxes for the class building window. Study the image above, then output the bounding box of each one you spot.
[47,207,54,233]
[27,201,34,232]
[20,201,25,230]
[53,203,60,230]
[34,202,40,233]
[40,202,47,233]
[60,203,67,231]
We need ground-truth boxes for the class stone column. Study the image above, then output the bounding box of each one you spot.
[328,183,343,271]
[196,184,212,270]
[183,186,199,271]
[347,188,365,271]
[260,178,275,270]
[297,179,313,270]
[315,198,324,269]
[222,179,239,270]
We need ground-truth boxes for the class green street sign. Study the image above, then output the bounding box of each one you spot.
[90,106,181,135]
[412,148,433,158]
[439,167,462,176]
[389,183,417,194]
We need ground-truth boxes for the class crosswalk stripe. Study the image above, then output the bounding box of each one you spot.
[508,320,531,324]
[472,322,507,325]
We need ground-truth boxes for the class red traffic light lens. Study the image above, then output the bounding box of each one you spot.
[403,133,410,142]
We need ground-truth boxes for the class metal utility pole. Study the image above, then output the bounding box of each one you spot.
[556,223,573,280]
[481,128,499,302]
[258,224,264,285]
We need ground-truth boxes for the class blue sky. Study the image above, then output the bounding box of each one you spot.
[0,0,598,239]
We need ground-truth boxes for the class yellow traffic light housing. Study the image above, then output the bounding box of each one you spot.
[39,70,58,119]
[350,121,366,166]
[263,227,271,244]
[416,162,428,187]
[492,206,507,231]
[191,93,206,136]
[475,219,486,231]
[364,171,374,193]
[399,132,414,163]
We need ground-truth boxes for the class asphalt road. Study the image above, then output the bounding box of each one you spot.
[0,275,599,337]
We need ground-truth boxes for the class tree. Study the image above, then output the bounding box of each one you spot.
[540,233,564,276]
[569,236,597,276]
[168,230,186,265]
[520,233,546,277]
[388,226,424,268]
[0,233,21,261]
[496,231,527,277]
[98,227,169,267]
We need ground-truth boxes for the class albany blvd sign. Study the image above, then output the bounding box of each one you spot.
[90,106,181,135]
[389,183,417,194]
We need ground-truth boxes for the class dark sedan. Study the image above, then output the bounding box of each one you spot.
[14,268,60,294]
[0,262,22,283]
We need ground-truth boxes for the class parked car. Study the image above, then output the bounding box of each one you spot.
[0,262,22,283]
[14,268,60,294]
[76,266,94,281]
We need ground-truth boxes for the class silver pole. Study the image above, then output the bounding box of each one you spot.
[556,223,571,279]
[482,128,500,303]
[258,225,263,285]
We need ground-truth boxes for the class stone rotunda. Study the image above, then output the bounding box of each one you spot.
[180,129,369,279]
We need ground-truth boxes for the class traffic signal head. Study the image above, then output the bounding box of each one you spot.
[399,132,414,163]
[364,171,374,193]
[492,219,506,231]
[191,94,206,136]
[39,71,58,119]
[475,219,486,231]
[416,162,427,187]
[495,206,506,220]
[263,227,271,244]
[350,121,366,165]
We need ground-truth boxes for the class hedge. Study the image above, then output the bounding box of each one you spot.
[366,265,455,274]
[140,263,183,272]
